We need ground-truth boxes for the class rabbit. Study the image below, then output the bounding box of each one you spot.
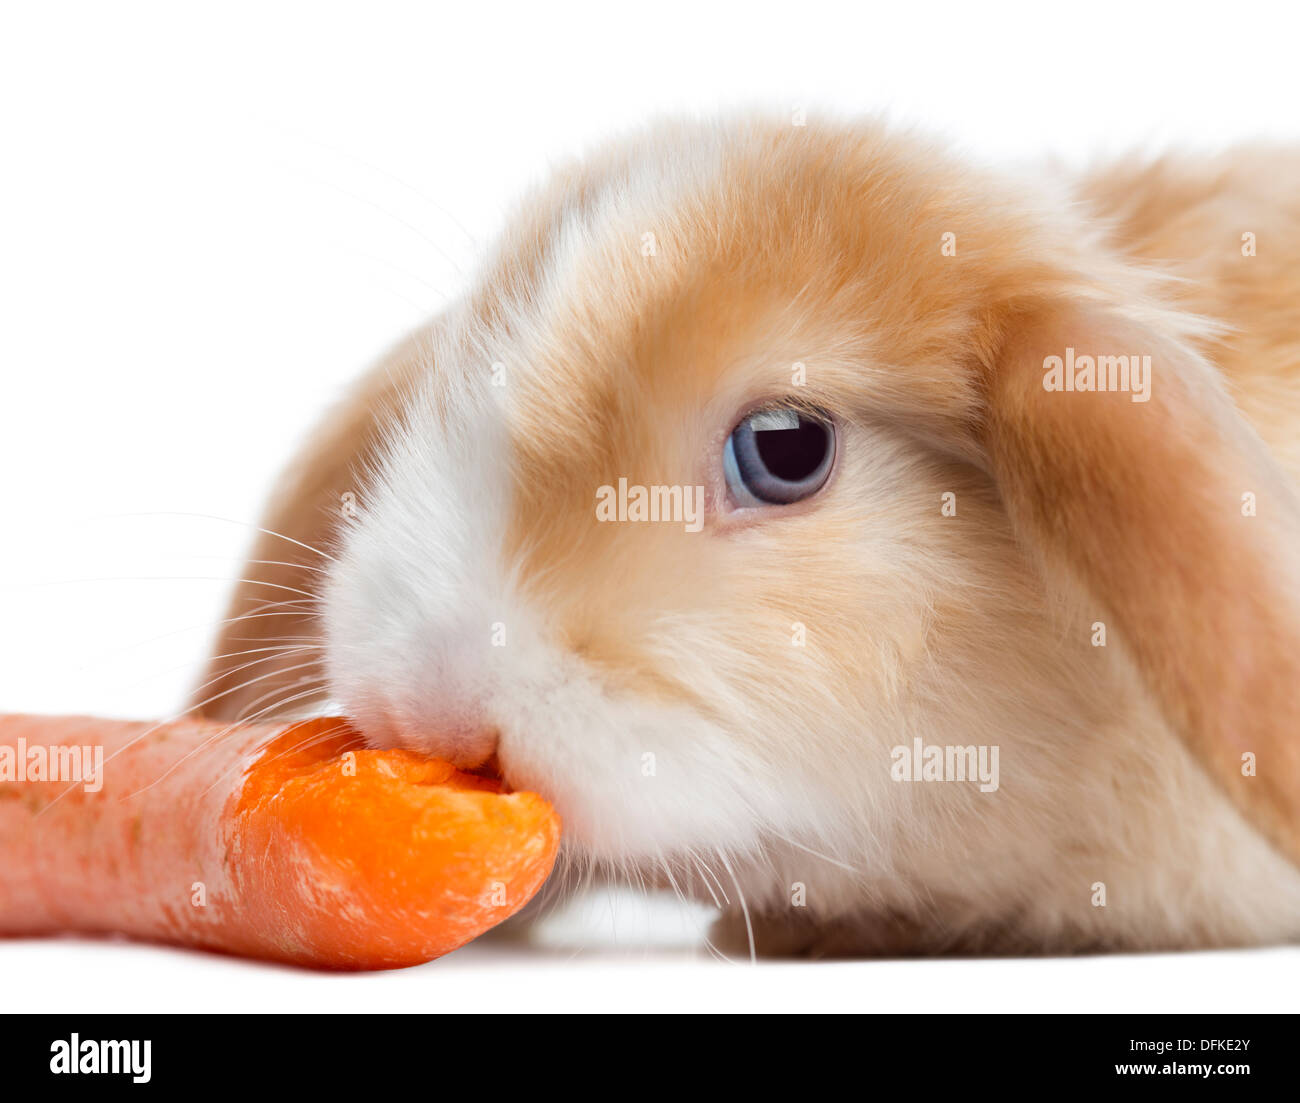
[194,116,1300,956]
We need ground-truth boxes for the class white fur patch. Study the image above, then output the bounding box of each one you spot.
[321,327,780,866]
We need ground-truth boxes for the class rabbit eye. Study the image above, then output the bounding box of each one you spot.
[723,407,836,506]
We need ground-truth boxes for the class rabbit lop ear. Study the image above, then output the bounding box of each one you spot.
[982,304,1300,865]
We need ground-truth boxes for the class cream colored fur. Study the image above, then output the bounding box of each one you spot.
[197,117,1300,955]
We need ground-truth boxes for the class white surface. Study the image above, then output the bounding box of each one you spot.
[3,926,1297,1015]
[2,0,1299,1010]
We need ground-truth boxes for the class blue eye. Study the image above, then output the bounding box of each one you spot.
[723,407,836,506]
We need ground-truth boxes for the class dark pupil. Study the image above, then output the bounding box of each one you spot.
[754,417,829,481]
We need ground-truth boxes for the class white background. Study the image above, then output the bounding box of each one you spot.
[1,0,1298,1012]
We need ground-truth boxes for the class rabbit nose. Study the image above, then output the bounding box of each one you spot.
[419,718,499,772]
[455,729,501,773]
[466,750,503,783]
[375,700,499,772]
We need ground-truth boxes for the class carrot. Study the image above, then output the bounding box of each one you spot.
[0,714,560,969]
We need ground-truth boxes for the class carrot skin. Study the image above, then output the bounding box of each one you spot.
[0,715,560,969]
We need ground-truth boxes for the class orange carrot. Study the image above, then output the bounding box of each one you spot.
[0,714,560,969]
